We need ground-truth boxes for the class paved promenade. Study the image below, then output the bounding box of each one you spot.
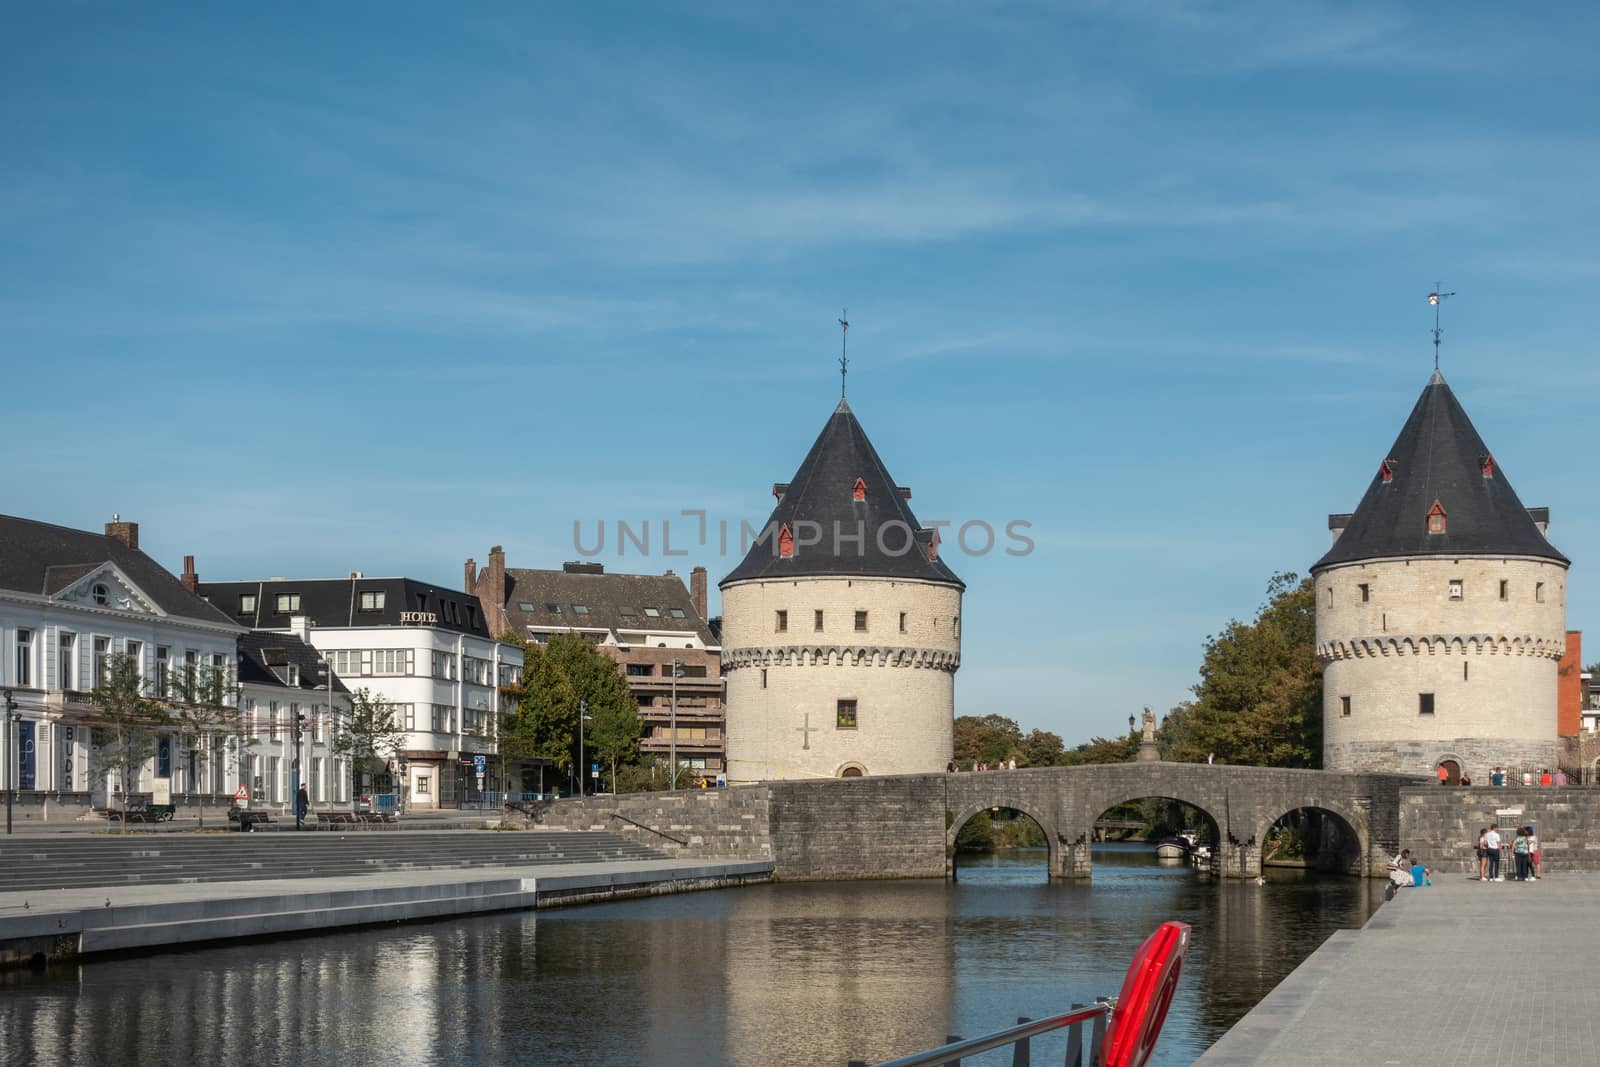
[1197,875,1600,1065]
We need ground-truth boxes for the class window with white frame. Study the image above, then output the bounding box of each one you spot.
[359,590,386,612]
[463,656,490,686]
[58,632,77,691]
[275,593,301,613]
[497,662,518,687]
[155,646,170,695]
[432,650,456,680]
[432,704,454,733]
[269,700,280,739]
[93,637,111,687]
[126,640,143,682]
[14,628,33,688]
[370,649,413,676]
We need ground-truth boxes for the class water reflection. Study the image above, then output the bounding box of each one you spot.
[0,845,1377,1066]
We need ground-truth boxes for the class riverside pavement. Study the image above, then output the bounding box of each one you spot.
[1196,875,1600,1065]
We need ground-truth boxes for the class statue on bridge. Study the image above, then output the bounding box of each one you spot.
[1137,706,1161,762]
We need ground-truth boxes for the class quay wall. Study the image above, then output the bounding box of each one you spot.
[1398,786,1600,873]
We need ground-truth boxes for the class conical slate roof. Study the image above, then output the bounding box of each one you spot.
[1313,371,1568,571]
[721,399,964,588]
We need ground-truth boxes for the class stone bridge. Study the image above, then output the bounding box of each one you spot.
[529,762,1423,880]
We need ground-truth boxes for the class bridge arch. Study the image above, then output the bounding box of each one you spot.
[1253,797,1370,877]
[946,799,1062,879]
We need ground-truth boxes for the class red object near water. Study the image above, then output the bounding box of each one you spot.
[1101,920,1192,1067]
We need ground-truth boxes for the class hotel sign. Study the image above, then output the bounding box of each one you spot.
[400,611,438,625]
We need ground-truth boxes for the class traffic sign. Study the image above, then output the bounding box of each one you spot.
[234,784,249,802]
[591,763,599,774]
[474,754,486,771]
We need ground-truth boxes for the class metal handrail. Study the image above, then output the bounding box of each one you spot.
[610,812,689,846]
[854,998,1115,1067]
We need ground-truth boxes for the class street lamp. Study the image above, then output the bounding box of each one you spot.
[577,698,591,798]
[670,658,685,790]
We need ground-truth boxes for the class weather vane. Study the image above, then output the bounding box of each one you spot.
[837,309,849,398]
[1428,284,1456,371]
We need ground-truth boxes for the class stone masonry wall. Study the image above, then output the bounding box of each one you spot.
[767,775,949,880]
[520,786,773,863]
[1399,786,1600,874]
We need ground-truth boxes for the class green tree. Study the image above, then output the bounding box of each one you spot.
[1059,733,1137,766]
[1019,728,1066,767]
[87,653,168,832]
[165,661,241,828]
[953,714,1023,766]
[503,634,639,793]
[1162,571,1322,767]
[331,688,406,804]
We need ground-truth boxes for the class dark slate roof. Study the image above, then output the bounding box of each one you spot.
[196,577,495,637]
[721,399,964,588]
[504,566,716,645]
[0,514,239,628]
[1313,372,1568,571]
[239,631,351,694]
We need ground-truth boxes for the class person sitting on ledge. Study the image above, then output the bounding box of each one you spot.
[1387,849,1415,890]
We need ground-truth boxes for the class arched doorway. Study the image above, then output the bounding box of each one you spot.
[1436,759,1462,786]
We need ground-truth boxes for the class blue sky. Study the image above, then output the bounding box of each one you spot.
[4,3,1597,744]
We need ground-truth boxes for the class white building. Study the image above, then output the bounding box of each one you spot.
[237,629,353,809]
[196,574,522,809]
[719,398,965,782]
[0,515,244,800]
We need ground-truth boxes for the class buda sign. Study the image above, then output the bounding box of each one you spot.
[399,611,438,625]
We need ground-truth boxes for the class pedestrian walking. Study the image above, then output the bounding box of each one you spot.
[1437,764,1450,785]
[1008,757,1017,771]
[1528,827,1541,879]
[1476,827,1489,881]
[1540,769,1553,787]
[1485,824,1502,881]
[294,784,309,830]
[1491,767,1505,787]
[1555,769,1569,786]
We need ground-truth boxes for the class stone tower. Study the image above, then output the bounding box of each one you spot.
[1313,371,1569,779]
[720,398,964,782]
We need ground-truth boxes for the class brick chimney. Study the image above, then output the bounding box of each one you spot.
[690,566,708,621]
[465,558,478,592]
[485,545,507,634]
[105,514,139,550]
[180,555,198,593]
[1560,631,1584,737]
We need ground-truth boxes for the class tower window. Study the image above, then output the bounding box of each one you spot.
[854,610,867,632]
[778,524,795,559]
[1380,459,1396,484]
[1464,662,1469,682]
[760,668,768,689]
[1481,454,1495,478]
[1419,693,1435,716]
[1340,696,1351,718]
[852,477,866,502]
[1449,580,1463,600]
[1358,583,1370,603]
[1499,580,1509,601]
[836,699,858,729]
[1427,500,1447,535]
[814,610,824,632]
[775,610,788,632]
[1326,586,1333,607]
[1536,582,1546,603]
[899,612,907,633]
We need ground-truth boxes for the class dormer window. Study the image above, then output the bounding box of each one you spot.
[1427,500,1447,535]
[1481,454,1495,478]
[1380,459,1396,484]
[852,477,866,502]
[778,523,795,558]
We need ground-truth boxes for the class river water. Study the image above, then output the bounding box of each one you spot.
[0,845,1379,1067]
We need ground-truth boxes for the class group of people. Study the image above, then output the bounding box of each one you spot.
[946,758,1018,772]
[1387,849,1428,890]
[1445,766,1568,787]
[1476,823,1541,881]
